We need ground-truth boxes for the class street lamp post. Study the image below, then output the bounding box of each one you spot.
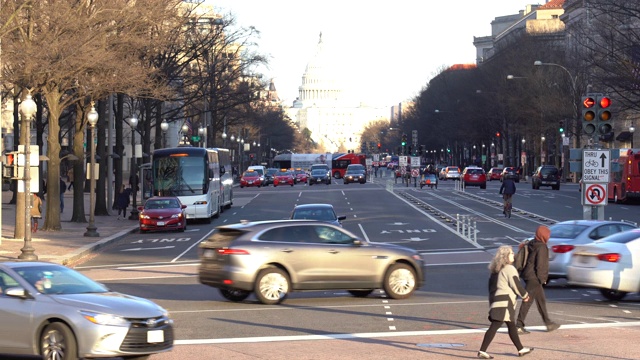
[84,103,100,237]
[541,135,546,165]
[127,117,139,220]
[630,124,635,148]
[521,137,527,179]
[160,119,169,148]
[199,127,206,147]
[181,124,189,145]
[18,93,37,260]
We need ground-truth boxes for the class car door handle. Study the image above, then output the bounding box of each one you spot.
[281,249,294,253]
[328,250,339,254]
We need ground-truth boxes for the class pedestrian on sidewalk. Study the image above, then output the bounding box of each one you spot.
[516,225,560,334]
[478,245,533,359]
[66,167,74,191]
[30,192,43,233]
[59,176,66,213]
[115,184,131,220]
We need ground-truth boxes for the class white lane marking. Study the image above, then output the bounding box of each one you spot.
[174,321,640,345]
[171,227,217,263]
[121,246,175,252]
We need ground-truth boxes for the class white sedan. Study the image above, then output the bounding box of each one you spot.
[567,229,640,301]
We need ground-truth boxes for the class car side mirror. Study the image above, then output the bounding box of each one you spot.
[338,215,347,221]
[353,239,364,246]
[181,205,187,209]
[5,287,31,299]
[138,206,144,211]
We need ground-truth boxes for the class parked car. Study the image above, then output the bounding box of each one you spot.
[240,169,263,188]
[198,220,425,304]
[138,196,187,233]
[290,203,346,227]
[344,169,366,184]
[308,168,332,185]
[567,229,640,300]
[488,167,503,181]
[532,165,561,190]
[443,166,461,181]
[461,166,487,189]
[547,220,637,279]
[0,261,173,359]
[500,167,519,183]
[273,169,295,187]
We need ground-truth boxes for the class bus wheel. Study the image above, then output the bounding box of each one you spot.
[333,171,341,179]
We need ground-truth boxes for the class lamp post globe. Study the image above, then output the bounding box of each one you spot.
[18,93,38,260]
[630,125,635,148]
[84,104,100,237]
[161,120,169,148]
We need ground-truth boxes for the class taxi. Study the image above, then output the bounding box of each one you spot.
[240,169,263,188]
[273,169,295,187]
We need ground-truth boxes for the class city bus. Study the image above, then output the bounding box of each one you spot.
[208,147,233,211]
[152,147,223,222]
[272,152,366,178]
[608,148,640,203]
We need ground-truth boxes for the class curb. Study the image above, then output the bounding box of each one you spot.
[59,227,138,266]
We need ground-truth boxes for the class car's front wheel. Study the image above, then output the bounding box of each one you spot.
[600,288,628,301]
[220,288,251,302]
[40,322,77,360]
[383,263,417,300]
[255,267,290,305]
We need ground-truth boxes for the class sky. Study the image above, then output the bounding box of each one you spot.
[207,0,541,107]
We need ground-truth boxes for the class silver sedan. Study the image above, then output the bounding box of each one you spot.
[548,220,637,279]
[0,261,173,360]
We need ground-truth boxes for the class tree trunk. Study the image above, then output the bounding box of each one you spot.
[69,103,87,223]
[43,89,64,231]
[112,94,124,209]
[95,99,109,216]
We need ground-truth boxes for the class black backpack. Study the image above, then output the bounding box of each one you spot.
[514,239,532,273]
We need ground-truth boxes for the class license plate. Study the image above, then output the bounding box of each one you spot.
[579,255,590,264]
[157,221,165,226]
[248,181,253,184]
[147,329,164,343]
[203,249,216,259]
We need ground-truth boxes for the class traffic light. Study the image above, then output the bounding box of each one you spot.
[401,134,407,147]
[559,120,564,135]
[581,95,596,136]
[377,142,381,150]
[596,95,613,141]
[495,132,500,138]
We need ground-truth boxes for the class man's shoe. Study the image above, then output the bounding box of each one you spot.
[517,327,530,335]
[518,347,534,357]
[546,322,560,332]
[477,351,494,359]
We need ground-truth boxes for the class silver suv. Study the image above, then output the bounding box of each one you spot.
[198,220,425,304]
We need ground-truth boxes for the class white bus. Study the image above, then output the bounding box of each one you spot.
[208,147,233,211]
[152,147,224,222]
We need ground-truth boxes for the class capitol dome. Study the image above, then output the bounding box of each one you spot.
[298,32,342,106]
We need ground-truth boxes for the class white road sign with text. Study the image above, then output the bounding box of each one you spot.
[582,150,610,183]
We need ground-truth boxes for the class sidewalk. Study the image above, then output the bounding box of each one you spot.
[1,189,137,265]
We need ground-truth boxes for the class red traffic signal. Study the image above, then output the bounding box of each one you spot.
[495,132,500,137]
[377,142,381,149]
[598,96,611,109]
[597,96,611,121]
[582,97,595,108]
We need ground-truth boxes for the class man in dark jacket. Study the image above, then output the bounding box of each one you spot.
[516,225,560,334]
[499,176,516,217]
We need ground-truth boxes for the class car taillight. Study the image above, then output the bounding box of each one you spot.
[551,245,575,253]
[217,248,250,255]
[597,253,621,262]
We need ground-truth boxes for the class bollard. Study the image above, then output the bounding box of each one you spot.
[456,214,460,234]
[473,220,477,243]
[461,215,466,237]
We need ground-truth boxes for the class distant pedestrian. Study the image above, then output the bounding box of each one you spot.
[115,184,131,220]
[59,177,66,213]
[30,192,43,233]
[66,167,74,191]
[478,245,533,359]
[516,225,560,334]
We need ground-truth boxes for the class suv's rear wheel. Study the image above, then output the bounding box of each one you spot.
[600,288,628,301]
[383,263,417,299]
[220,288,251,302]
[255,267,290,305]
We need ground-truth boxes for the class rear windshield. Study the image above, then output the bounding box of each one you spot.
[540,167,558,175]
[597,230,640,244]
[550,224,589,239]
[466,169,484,175]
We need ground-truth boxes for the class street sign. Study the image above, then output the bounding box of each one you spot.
[399,156,408,167]
[582,150,610,183]
[410,156,420,167]
[582,183,607,206]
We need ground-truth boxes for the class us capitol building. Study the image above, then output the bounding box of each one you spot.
[285,33,390,153]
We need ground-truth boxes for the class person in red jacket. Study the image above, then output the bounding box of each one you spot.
[516,225,560,334]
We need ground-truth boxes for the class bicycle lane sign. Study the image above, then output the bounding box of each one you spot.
[582,150,610,183]
[582,183,608,206]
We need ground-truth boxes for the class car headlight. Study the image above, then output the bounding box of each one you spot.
[140,214,150,219]
[81,310,130,327]
[171,213,182,219]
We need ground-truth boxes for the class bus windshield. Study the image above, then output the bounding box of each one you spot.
[153,156,206,196]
